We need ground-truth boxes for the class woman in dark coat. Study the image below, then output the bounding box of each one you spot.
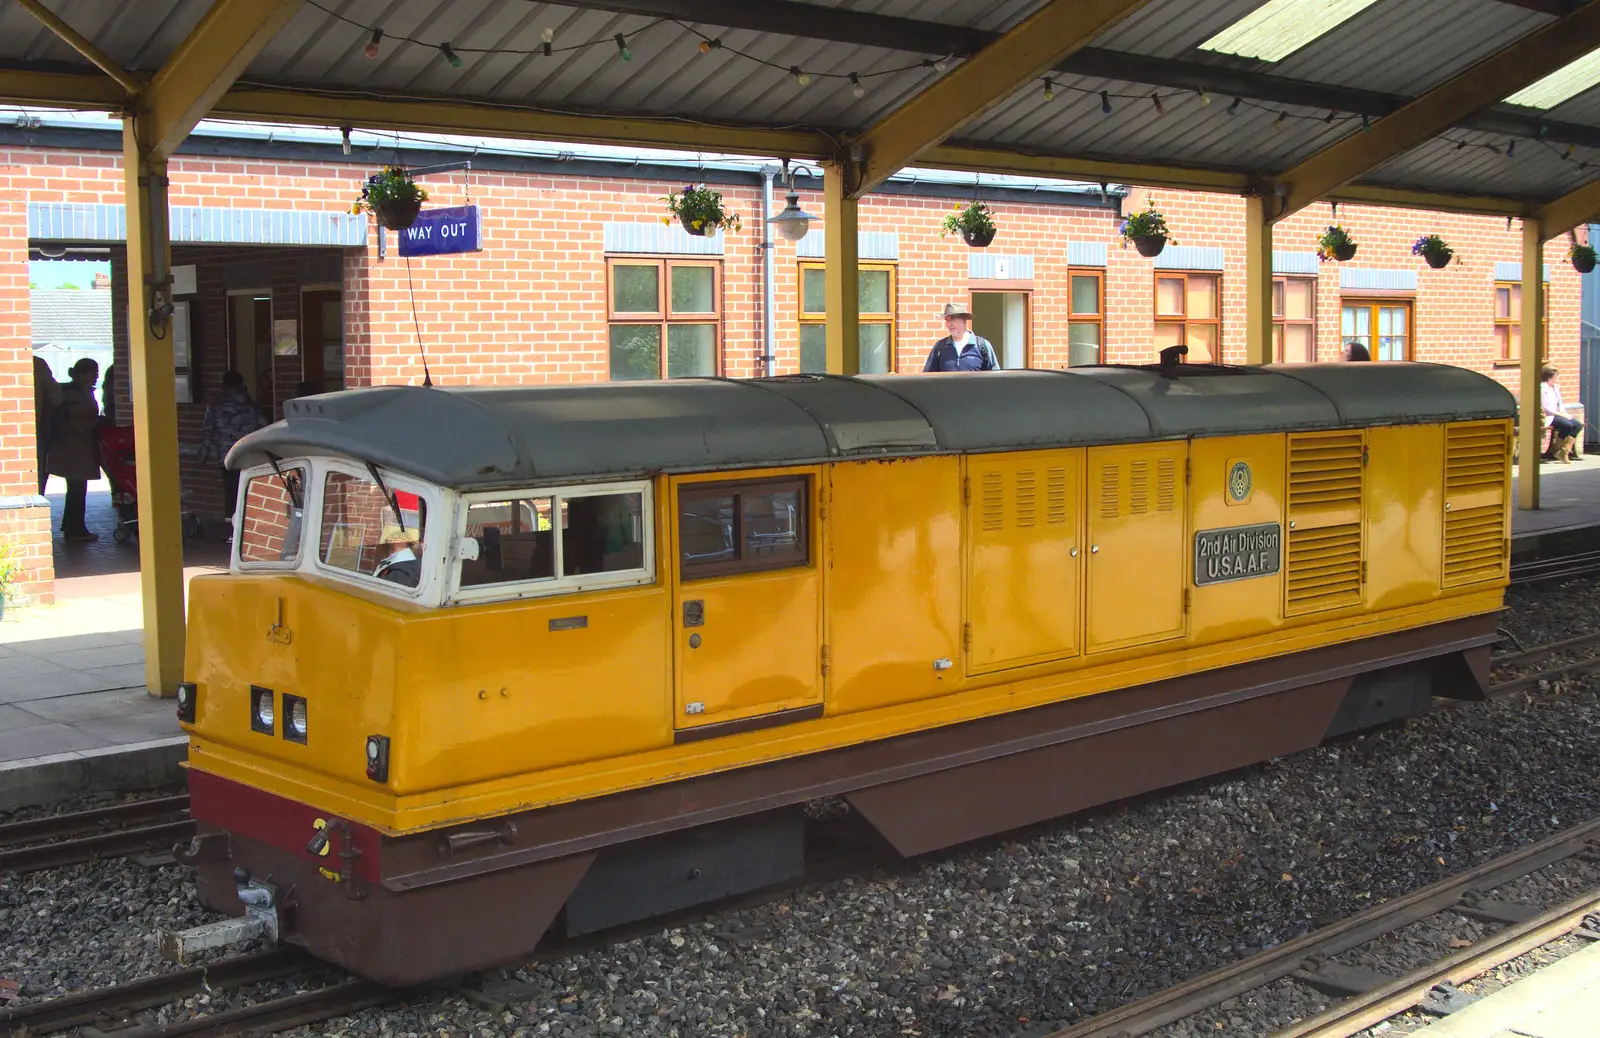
[48,358,103,541]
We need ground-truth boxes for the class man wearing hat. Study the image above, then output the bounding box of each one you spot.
[923,302,1000,372]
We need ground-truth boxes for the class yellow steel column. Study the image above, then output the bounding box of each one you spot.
[1518,216,1544,511]
[1245,196,1274,366]
[823,163,860,375]
[123,118,185,696]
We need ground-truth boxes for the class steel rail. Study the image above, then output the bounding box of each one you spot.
[0,794,190,846]
[129,979,394,1037]
[0,947,313,1036]
[0,819,196,873]
[1276,888,1600,1037]
[1508,549,1600,587]
[1041,817,1600,1037]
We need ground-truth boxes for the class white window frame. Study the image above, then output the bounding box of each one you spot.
[233,460,311,572]
[307,458,447,604]
[447,479,656,606]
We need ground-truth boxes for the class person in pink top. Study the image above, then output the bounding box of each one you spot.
[1540,365,1584,463]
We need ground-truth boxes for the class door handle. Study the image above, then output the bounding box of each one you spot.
[1070,547,1078,557]
[1090,545,1100,554]
[682,600,704,627]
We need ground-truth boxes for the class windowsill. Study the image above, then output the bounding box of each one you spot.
[1493,360,1521,369]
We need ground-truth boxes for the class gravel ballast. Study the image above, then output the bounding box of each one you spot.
[2,582,1597,1037]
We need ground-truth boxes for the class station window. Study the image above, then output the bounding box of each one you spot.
[607,259,721,381]
[1068,271,1104,366]
[798,262,896,374]
[1274,276,1316,363]
[1494,281,1548,362]
[319,472,427,589]
[237,466,306,567]
[1154,272,1220,362]
[679,477,808,579]
[1341,298,1412,361]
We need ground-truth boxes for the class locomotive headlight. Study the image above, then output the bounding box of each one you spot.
[175,682,197,724]
[366,735,390,783]
[283,695,308,744]
[250,686,275,735]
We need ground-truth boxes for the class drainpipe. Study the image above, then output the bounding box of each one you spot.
[760,167,777,377]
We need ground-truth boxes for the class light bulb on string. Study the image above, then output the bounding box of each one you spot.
[791,66,811,86]
[364,27,383,59]
[1566,145,1576,159]
[341,126,352,155]
[934,55,949,72]
[540,26,553,56]
[850,73,865,99]
[1455,140,1468,151]
[615,33,631,61]
[440,42,462,69]
[1273,111,1287,130]
[1227,97,1241,116]
[1151,92,1165,116]
[1042,78,1055,102]
[1100,90,1112,115]
[1506,139,1515,157]
[1197,88,1211,106]
[1361,115,1371,132]
[699,39,710,53]
[1324,109,1338,124]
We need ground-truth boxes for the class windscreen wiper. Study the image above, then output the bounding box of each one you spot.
[365,461,408,535]
[266,453,303,509]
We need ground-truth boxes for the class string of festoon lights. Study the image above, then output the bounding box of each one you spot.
[305,0,1598,175]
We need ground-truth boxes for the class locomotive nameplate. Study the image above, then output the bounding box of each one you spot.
[1193,522,1281,586]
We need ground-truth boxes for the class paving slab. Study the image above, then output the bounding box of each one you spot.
[1412,940,1600,1037]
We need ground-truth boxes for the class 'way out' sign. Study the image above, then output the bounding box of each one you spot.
[398,205,483,257]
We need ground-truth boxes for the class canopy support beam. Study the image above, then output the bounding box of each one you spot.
[1271,1,1600,220]
[1534,175,1600,240]
[1519,216,1545,511]
[122,118,186,696]
[849,0,1154,197]
[823,163,860,374]
[138,0,305,161]
[1245,196,1274,366]
[13,0,143,95]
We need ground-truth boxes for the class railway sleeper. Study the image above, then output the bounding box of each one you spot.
[176,618,1494,986]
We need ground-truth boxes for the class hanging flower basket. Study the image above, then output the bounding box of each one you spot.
[1119,202,1174,257]
[663,184,742,237]
[1569,242,1597,274]
[962,225,997,248]
[1317,225,1357,262]
[351,166,428,230]
[1412,234,1454,269]
[1132,234,1167,257]
[940,200,997,248]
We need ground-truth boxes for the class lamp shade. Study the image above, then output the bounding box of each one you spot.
[768,190,816,243]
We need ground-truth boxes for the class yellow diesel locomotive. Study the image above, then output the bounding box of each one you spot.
[176,363,1513,984]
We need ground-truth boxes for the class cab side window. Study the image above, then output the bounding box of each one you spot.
[458,488,648,592]
[319,472,428,588]
[679,478,808,579]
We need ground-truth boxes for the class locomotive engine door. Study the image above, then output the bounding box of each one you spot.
[964,448,1084,675]
[1085,442,1189,653]
[668,471,824,735]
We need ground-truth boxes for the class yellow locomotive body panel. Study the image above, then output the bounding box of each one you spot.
[185,419,1512,835]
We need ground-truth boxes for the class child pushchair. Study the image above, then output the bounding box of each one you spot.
[95,425,202,544]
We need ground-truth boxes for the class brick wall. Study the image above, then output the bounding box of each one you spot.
[0,141,1588,600]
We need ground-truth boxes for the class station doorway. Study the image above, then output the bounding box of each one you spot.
[972,291,1030,369]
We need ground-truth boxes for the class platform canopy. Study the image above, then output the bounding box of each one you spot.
[5,0,1600,229]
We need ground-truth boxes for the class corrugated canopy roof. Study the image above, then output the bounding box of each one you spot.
[5,0,1600,222]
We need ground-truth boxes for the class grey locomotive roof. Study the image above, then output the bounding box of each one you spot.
[228,364,1516,489]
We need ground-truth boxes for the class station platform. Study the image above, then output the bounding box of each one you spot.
[0,478,224,811]
[1413,939,1600,1037]
[5,459,1600,812]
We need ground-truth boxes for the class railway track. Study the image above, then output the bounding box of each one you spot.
[1508,547,1600,588]
[2,591,1597,1034]
[0,794,194,873]
[1041,816,1600,1038]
